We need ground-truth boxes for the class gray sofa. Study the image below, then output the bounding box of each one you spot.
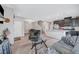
[48,31,79,54]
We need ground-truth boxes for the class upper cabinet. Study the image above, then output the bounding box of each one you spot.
[53,16,79,27]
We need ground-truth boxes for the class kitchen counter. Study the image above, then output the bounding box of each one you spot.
[47,30,68,41]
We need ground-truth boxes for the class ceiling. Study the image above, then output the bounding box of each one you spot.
[2,4,79,20]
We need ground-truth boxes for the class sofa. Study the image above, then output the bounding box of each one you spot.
[48,31,79,54]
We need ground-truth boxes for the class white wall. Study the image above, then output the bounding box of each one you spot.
[0,24,7,31]
[2,6,14,44]
[14,21,24,38]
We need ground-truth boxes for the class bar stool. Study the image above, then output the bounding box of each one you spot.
[29,29,48,54]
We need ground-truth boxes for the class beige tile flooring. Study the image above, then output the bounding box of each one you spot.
[12,35,58,54]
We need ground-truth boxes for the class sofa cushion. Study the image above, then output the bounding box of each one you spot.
[72,36,79,54]
[48,48,59,54]
[62,36,77,47]
[52,40,73,54]
[64,31,79,47]
[72,43,79,54]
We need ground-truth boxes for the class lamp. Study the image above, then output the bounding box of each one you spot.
[4,18,10,23]
[0,13,10,23]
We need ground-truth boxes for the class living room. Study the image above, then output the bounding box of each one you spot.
[0,4,79,54]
